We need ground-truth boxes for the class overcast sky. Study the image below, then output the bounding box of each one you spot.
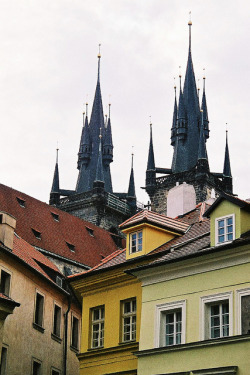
[0,0,250,206]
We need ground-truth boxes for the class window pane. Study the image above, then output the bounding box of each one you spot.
[227,217,233,225]
[218,220,224,228]
[241,295,250,334]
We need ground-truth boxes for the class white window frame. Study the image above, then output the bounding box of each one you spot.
[215,214,235,246]
[121,298,136,342]
[236,287,250,335]
[91,306,104,348]
[129,231,143,254]
[200,292,233,340]
[155,300,186,348]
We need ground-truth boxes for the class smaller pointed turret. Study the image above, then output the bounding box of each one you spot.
[103,103,113,166]
[223,130,232,178]
[197,109,209,173]
[176,75,187,140]
[201,73,209,140]
[127,152,136,198]
[170,84,178,146]
[50,148,60,205]
[222,129,233,193]
[146,122,156,195]
[127,151,137,214]
[77,103,91,169]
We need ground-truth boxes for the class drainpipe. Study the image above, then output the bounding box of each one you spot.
[63,294,71,375]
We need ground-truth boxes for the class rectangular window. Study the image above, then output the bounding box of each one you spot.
[216,215,234,245]
[210,301,229,339]
[0,270,11,297]
[122,299,136,342]
[51,369,60,375]
[201,292,232,340]
[32,360,41,375]
[129,231,142,254]
[237,288,250,335]
[0,346,7,375]
[91,306,104,348]
[71,316,79,350]
[164,309,182,346]
[155,300,186,348]
[34,292,44,328]
[53,304,61,337]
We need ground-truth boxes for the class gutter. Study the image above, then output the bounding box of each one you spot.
[63,293,71,375]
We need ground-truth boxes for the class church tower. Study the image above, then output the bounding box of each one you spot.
[145,21,233,214]
[49,51,137,232]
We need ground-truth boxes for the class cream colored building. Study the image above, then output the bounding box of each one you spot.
[0,212,81,375]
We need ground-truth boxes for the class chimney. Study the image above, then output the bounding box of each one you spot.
[167,183,196,218]
[0,212,16,250]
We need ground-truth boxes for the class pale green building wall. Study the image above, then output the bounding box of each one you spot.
[138,247,250,374]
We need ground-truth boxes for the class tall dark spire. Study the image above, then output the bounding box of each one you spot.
[223,130,232,177]
[76,49,113,193]
[171,19,204,173]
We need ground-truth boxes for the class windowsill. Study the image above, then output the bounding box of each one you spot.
[51,333,62,343]
[119,340,136,346]
[135,334,250,357]
[70,345,79,353]
[87,345,104,352]
[215,240,233,247]
[33,322,45,333]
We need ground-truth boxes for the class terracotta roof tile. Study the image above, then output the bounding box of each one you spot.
[0,184,118,267]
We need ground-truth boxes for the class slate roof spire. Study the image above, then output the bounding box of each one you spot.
[76,47,113,193]
[171,19,204,173]
[197,109,209,175]
[50,148,60,205]
[77,103,91,169]
[223,129,232,177]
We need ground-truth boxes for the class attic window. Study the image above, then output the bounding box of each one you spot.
[86,227,94,237]
[66,242,75,252]
[16,197,25,208]
[51,212,59,222]
[32,229,41,240]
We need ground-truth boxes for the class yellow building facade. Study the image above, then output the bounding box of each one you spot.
[70,210,189,375]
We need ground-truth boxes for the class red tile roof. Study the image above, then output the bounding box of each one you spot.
[13,233,60,283]
[0,184,118,267]
[120,210,190,233]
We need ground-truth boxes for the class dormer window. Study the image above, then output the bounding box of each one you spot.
[215,214,235,245]
[129,231,142,254]
[86,227,94,237]
[66,242,75,252]
[16,197,25,208]
[51,212,59,222]
[32,228,41,240]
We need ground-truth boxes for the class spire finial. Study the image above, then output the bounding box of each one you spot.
[203,68,206,91]
[188,12,192,51]
[174,77,177,95]
[131,146,134,168]
[86,102,88,117]
[56,144,59,164]
[179,66,182,89]
[108,102,111,118]
[97,44,101,82]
